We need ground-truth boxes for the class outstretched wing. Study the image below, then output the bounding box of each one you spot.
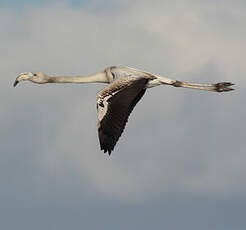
[96,77,148,155]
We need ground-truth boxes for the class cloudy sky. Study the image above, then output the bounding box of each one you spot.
[1,0,246,229]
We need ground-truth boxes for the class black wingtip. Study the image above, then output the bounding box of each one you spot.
[101,147,112,155]
[100,144,112,155]
[99,128,115,156]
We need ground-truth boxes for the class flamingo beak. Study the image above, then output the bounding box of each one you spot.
[13,79,19,87]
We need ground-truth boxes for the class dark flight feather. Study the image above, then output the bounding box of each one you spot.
[97,78,148,155]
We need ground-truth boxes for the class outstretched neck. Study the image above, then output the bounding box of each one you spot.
[48,71,109,84]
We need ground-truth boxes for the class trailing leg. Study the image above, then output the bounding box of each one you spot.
[172,80,234,92]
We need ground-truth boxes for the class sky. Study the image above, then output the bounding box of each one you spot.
[1,0,246,229]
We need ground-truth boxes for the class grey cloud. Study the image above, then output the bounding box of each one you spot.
[0,1,246,228]
[1,0,246,199]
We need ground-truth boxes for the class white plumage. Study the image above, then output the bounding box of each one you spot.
[14,66,234,155]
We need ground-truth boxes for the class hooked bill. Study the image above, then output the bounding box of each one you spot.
[13,79,19,87]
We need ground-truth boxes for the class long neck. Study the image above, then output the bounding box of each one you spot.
[47,71,109,84]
